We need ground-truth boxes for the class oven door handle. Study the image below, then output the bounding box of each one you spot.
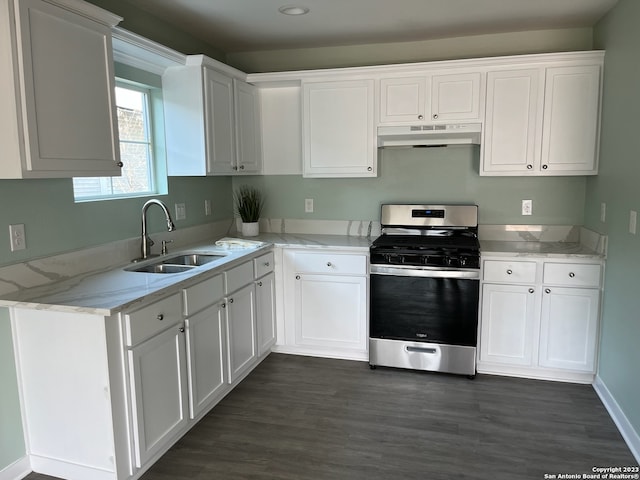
[370,265,480,279]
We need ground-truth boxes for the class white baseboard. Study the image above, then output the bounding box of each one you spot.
[593,375,640,464]
[0,456,30,480]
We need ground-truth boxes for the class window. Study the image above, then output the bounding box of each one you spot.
[73,81,161,201]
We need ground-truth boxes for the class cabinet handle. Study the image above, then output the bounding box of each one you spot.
[239,165,245,170]
[258,281,263,287]
[116,161,124,168]
[179,326,185,333]
[157,314,164,321]
[433,114,439,119]
[542,164,548,170]
[295,275,301,280]
[418,114,424,120]
[545,288,551,294]
[527,164,533,170]
[229,298,234,304]
[568,272,575,278]
[506,269,513,275]
[528,288,535,294]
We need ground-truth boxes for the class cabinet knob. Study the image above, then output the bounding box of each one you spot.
[527,164,533,170]
[179,326,185,333]
[433,114,439,119]
[264,262,270,267]
[221,302,226,308]
[506,269,513,275]
[229,298,234,304]
[258,281,263,287]
[157,314,164,321]
[327,262,333,267]
[116,161,124,168]
[542,164,548,170]
[568,272,576,278]
[232,166,238,171]
[367,166,372,171]
[528,288,535,294]
[239,165,245,170]
[545,288,551,294]
[295,275,301,280]
[418,114,424,120]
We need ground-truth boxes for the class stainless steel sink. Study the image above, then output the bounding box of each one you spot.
[126,252,229,274]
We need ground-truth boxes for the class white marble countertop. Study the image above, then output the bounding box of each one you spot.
[252,232,372,250]
[480,240,604,259]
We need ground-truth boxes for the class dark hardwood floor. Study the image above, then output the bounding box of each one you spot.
[26,353,637,480]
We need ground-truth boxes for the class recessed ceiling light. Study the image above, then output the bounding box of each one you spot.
[278,5,310,16]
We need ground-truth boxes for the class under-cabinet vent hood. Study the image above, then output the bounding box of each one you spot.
[377,123,481,147]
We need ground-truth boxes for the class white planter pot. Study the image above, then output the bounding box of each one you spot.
[241,221,259,237]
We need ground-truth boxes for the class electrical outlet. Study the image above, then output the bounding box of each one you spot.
[174,203,186,221]
[600,202,606,223]
[630,210,637,235]
[305,198,314,213]
[522,200,532,216]
[9,224,26,251]
[204,200,212,216]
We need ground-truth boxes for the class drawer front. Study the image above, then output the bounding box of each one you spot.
[483,260,537,283]
[225,260,254,294]
[543,263,601,287]
[183,274,224,316]
[254,252,275,278]
[291,251,367,275]
[125,293,182,346]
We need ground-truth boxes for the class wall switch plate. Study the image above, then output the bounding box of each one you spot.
[174,203,186,221]
[522,199,532,216]
[630,210,637,235]
[9,224,26,251]
[305,198,314,213]
[204,200,212,216]
[600,202,606,223]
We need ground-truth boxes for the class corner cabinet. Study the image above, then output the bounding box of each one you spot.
[163,55,262,176]
[478,256,603,383]
[0,0,122,178]
[302,79,377,177]
[481,54,603,176]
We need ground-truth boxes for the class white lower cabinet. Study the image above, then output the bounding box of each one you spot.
[225,283,257,383]
[277,248,369,360]
[478,256,602,383]
[256,272,277,356]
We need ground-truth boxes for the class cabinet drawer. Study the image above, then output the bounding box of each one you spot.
[291,251,367,275]
[254,252,275,278]
[183,274,224,316]
[483,260,537,283]
[225,260,254,294]
[543,263,601,287]
[124,293,182,346]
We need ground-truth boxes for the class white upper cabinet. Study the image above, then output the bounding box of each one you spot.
[163,56,262,176]
[481,56,603,176]
[0,0,122,179]
[302,79,376,177]
[379,71,483,124]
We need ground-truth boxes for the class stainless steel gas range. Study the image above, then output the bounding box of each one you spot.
[368,204,480,377]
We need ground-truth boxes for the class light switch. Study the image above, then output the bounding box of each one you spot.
[305,198,314,213]
[174,203,186,221]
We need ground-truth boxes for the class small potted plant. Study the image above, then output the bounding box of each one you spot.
[234,185,264,237]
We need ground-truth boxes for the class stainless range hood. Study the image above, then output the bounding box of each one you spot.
[377,123,481,147]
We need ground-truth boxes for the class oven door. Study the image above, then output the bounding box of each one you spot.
[369,265,480,347]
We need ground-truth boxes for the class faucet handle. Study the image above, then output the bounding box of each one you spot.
[161,239,174,255]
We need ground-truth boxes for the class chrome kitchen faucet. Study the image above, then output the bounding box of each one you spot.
[137,199,175,261]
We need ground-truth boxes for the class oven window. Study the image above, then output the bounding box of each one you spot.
[370,275,479,346]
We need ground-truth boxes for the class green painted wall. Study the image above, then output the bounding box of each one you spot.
[234,146,587,225]
[586,0,640,438]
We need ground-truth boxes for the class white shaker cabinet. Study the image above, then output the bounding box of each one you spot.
[302,79,376,177]
[256,272,277,356]
[224,283,257,383]
[0,0,122,178]
[379,71,483,124]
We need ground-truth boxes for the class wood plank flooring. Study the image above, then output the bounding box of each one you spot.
[26,353,637,480]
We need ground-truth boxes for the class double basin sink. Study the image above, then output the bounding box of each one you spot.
[126,252,228,274]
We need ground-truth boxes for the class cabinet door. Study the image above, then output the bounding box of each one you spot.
[293,273,367,351]
[16,0,120,176]
[128,325,188,468]
[234,79,262,173]
[480,283,538,366]
[379,77,427,123]
[430,72,482,122]
[539,286,599,372]
[256,273,276,356]
[302,80,376,177]
[185,302,227,419]
[204,69,236,175]
[225,284,257,383]
[482,69,543,174]
[540,65,601,174]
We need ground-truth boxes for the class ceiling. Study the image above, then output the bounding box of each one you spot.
[122,0,618,53]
